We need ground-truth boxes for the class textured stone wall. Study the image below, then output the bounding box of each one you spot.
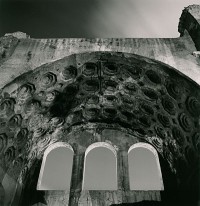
[0,51,199,206]
[0,30,200,89]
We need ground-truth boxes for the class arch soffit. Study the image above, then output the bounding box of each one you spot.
[43,142,74,157]
[128,142,159,158]
[85,142,117,157]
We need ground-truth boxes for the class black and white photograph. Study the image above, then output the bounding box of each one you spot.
[0,0,200,205]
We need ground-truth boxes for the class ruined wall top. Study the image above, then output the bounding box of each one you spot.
[0,5,199,89]
[178,5,200,50]
[4,31,30,39]
[186,5,200,22]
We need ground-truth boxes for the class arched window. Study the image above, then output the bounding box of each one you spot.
[37,142,74,190]
[128,142,164,190]
[82,142,117,190]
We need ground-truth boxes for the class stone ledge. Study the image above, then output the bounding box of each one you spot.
[4,32,30,39]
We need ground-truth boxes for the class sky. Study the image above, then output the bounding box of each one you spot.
[128,147,163,190]
[39,147,74,190]
[0,0,200,38]
[83,147,117,190]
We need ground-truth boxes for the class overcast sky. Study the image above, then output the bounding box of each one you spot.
[128,147,163,190]
[39,147,74,190]
[83,147,117,190]
[0,0,199,38]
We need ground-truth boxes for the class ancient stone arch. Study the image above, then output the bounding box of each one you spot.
[82,142,117,190]
[128,142,164,190]
[0,51,199,205]
[37,142,74,190]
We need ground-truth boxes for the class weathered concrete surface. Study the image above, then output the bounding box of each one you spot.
[0,51,198,206]
[188,5,200,23]
[0,31,200,90]
[0,4,199,206]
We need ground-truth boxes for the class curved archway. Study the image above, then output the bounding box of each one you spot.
[82,142,118,190]
[128,142,164,190]
[0,51,199,204]
[37,142,74,190]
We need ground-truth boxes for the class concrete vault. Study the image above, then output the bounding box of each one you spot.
[0,51,199,206]
[0,4,200,206]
